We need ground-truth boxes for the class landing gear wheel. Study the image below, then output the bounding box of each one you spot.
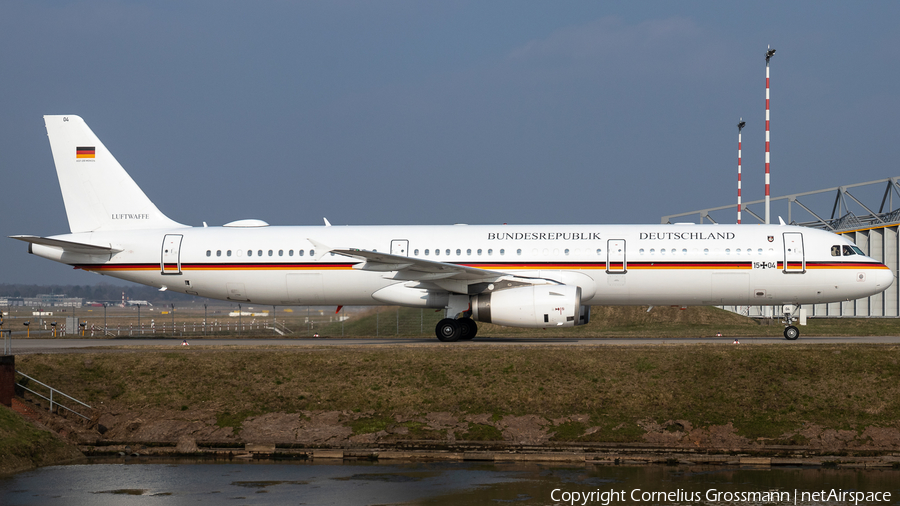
[436,318,461,342]
[458,318,478,340]
[784,326,800,340]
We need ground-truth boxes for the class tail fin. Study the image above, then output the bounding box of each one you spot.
[44,115,186,233]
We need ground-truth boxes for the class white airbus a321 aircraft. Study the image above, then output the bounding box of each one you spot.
[12,116,894,341]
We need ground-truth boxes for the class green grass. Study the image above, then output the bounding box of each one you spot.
[0,405,80,473]
[350,416,393,435]
[458,423,504,441]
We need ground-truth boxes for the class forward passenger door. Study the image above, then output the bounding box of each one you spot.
[783,232,805,273]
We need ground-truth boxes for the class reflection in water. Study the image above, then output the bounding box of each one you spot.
[0,458,898,505]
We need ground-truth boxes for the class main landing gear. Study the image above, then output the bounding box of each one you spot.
[435,318,477,342]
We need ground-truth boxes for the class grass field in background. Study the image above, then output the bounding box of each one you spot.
[6,304,900,338]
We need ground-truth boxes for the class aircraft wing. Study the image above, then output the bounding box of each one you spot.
[329,247,508,280]
[10,235,123,254]
[309,239,558,294]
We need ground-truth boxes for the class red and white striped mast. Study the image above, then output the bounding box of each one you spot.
[765,46,775,224]
[737,118,745,224]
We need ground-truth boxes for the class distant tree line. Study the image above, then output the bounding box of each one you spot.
[0,283,205,304]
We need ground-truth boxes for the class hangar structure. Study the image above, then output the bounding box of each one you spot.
[662,177,900,318]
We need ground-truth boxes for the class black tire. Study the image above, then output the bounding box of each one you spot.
[458,318,478,340]
[784,326,800,340]
[436,318,461,342]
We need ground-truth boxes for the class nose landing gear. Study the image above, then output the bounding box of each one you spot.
[782,304,800,340]
[783,325,800,340]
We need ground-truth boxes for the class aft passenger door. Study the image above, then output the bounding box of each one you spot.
[783,232,805,273]
[391,239,409,257]
[607,239,626,274]
[161,234,183,275]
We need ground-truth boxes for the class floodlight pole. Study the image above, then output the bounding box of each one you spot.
[765,46,776,224]
[737,118,746,224]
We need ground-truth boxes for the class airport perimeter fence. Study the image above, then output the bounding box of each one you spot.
[0,304,450,338]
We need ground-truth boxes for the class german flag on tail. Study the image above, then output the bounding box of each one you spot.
[76,146,95,159]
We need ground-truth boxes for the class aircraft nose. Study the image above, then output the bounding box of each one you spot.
[872,264,894,289]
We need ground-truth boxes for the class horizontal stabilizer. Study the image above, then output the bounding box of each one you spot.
[9,235,123,254]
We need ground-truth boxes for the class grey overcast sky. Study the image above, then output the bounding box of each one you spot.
[2,1,899,285]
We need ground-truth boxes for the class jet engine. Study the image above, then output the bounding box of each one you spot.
[470,284,588,328]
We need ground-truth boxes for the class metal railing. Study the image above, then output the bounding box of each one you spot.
[267,320,294,335]
[15,370,92,420]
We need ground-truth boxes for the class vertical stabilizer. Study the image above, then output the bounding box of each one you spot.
[44,115,186,233]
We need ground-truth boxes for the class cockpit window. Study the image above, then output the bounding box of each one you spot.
[833,244,865,257]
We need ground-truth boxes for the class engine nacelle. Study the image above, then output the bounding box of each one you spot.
[471,284,584,328]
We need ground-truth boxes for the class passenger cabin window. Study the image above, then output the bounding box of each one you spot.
[268,250,274,256]
[279,250,283,256]
[414,249,419,255]
[257,250,263,257]
[425,249,430,256]
[298,250,304,256]
[289,250,294,256]
[309,249,315,256]
[216,250,222,257]
[206,250,211,257]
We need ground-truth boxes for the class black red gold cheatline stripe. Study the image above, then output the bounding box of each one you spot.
[71,260,890,272]
[74,262,359,272]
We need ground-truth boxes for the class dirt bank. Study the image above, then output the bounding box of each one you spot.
[12,345,900,461]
